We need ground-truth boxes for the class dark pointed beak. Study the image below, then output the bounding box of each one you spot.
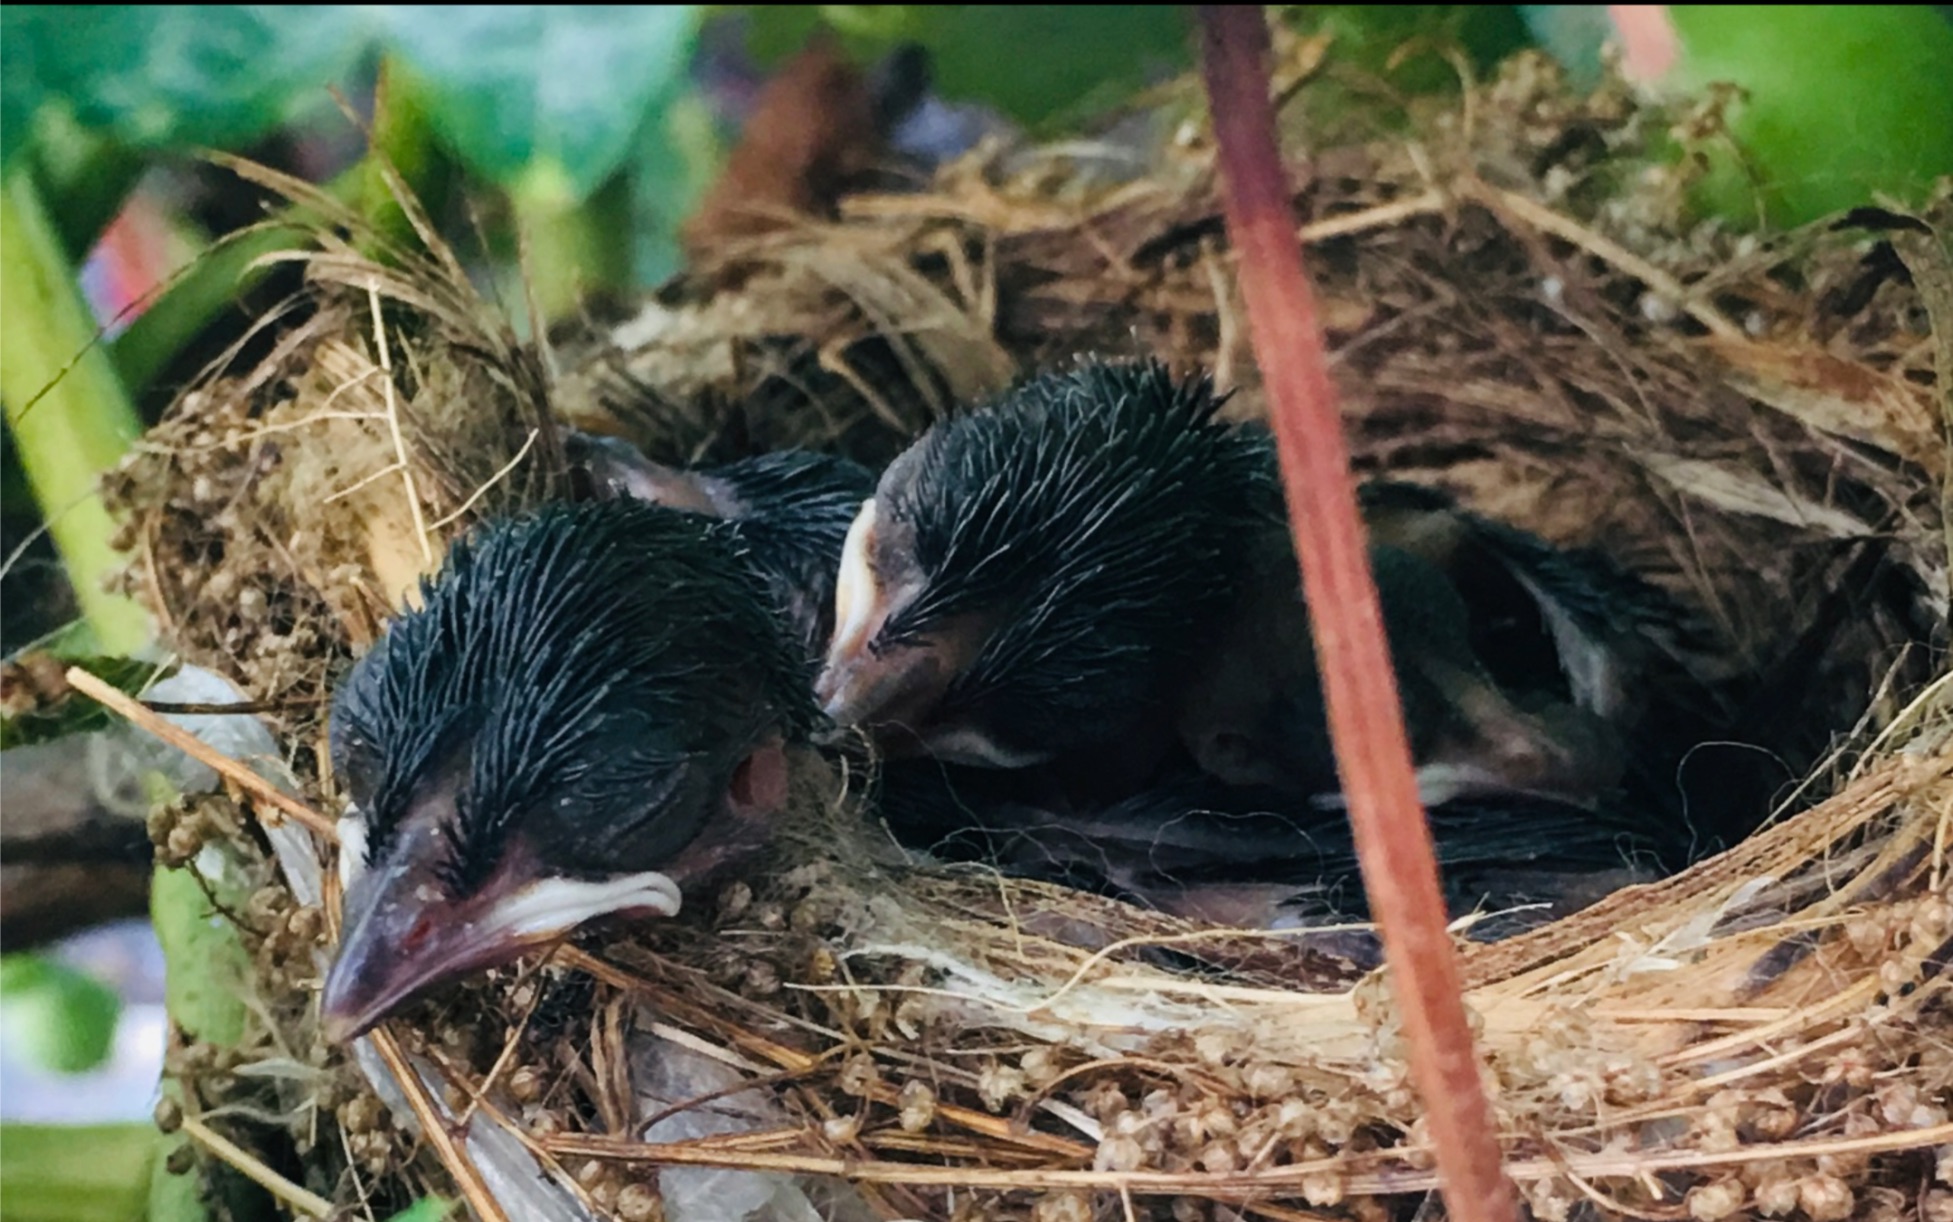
[816,498,886,721]
[320,830,505,1044]
[319,822,681,1043]
[816,495,952,730]
[564,430,717,512]
[816,638,952,732]
[817,496,977,735]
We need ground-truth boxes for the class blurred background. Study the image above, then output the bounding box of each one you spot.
[2,5,1949,1218]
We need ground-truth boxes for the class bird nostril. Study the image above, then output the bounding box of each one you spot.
[400,915,434,953]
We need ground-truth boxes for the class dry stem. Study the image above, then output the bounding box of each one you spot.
[1198,9,1516,1220]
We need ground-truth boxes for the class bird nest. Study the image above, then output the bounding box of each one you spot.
[107,51,1953,1222]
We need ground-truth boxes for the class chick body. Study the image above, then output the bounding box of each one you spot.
[820,359,1700,923]
[322,499,812,1040]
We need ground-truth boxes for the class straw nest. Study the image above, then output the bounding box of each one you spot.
[107,47,1953,1222]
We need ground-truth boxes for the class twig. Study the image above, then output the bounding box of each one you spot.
[64,665,339,839]
[322,459,408,505]
[558,947,819,1073]
[1195,9,1516,1222]
[366,281,436,565]
[1295,190,1447,243]
[141,696,331,715]
[422,1053,608,1218]
[428,427,540,530]
[367,1026,511,1222]
[1468,181,1745,342]
[180,1113,334,1218]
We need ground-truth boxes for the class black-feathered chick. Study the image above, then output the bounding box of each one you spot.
[566,431,875,661]
[321,500,812,1042]
[820,359,1677,814]
[815,361,1271,779]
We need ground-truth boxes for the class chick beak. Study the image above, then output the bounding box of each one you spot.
[815,499,884,707]
[816,499,1005,759]
[815,499,942,726]
[319,817,682,1044]
[565,430,719,513]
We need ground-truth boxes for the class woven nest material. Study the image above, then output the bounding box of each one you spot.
[108,51,1953,1222]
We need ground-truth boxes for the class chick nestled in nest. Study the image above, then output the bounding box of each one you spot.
[105,48,1952,1222]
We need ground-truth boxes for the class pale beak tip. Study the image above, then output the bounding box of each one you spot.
[317,989,376,1046]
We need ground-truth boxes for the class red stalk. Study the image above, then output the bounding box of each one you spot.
[1195,9,1518,1221]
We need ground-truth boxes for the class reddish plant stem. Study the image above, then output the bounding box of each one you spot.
[1195,9,1518,1222]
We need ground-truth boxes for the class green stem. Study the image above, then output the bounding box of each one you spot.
[107,216,311,396]
[0,167,152,654]
[28,112,147,262]
[358,60,453,255]
[149,778,252,1222]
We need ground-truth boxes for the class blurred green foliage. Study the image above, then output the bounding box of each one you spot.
[1304,5,1532,86]
[1,6,702,204]
[0,7,364,168]
[1668,5,1953,227]
[0,954,123,1073]
[0,654,169,749]
[0,1122,154,1222]
[384,6,699,200]
[743,5,1194,128]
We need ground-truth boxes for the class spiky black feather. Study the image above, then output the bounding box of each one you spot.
[877,360,1275,753]
[566,434,873,660]
[330,500,813,892]
[710,451,875,658]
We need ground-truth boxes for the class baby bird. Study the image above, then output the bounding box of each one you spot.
[321,500,812,1042]
[817,359,1665,813]
[566,431,875,661]
[1175,492,1630,810]
[816,361,1271,787]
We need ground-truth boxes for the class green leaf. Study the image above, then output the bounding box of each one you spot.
[742,5,1194,130]
[1669,5,1953,227]
[1,26,42,168]
[384,5,700,200]
[151,865,252,1048]
[0,653,172,750]
[145,1127,209,1222]
[383,1198,455,1222]
[916,6,1192,128]
[0,954,122,1073]
[634,90,721,286]
[1293,6,1534,92]
[0,6,368,169]
[0,1122,155,1222]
